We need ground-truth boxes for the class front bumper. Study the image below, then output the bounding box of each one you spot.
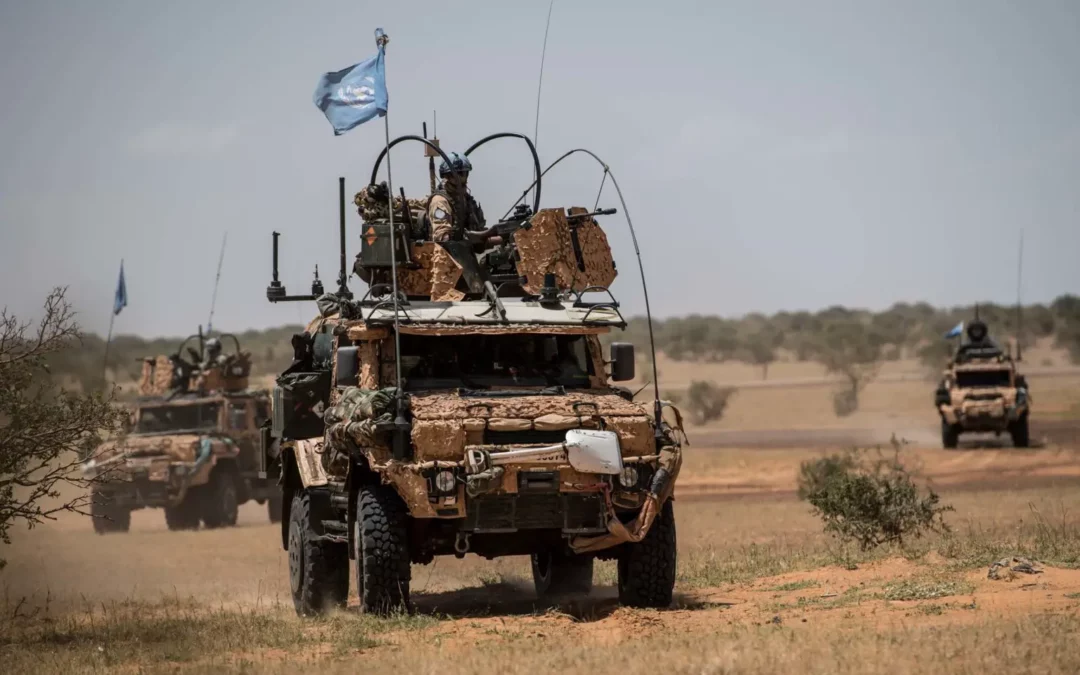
[86,460,196,508]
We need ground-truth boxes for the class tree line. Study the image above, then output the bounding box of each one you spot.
[611,295,1080,376]
[40,294,1080,395]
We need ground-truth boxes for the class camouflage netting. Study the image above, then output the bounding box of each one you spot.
[139,356,175,397]
[516,208,618,295]
[324,387,399,449]
[355,183,426,223]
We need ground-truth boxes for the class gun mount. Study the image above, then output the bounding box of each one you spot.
[139,329,253,397]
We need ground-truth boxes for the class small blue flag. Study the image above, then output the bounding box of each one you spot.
[313,28,389,136]
[944,321,963,339]
[113,261,127,316]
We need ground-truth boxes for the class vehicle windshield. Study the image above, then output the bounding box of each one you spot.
[955,369,1011,388]
[399,333,593,391]
[136,402,220,433]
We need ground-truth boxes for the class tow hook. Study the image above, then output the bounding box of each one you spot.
[454,532,471,558]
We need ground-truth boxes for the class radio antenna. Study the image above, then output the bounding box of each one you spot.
[1015,230,1024,361]
[206,232,228,334]
[530,0,555,203]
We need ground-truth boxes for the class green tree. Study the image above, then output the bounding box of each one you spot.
[810,320,883,417]
[0,289,126,566]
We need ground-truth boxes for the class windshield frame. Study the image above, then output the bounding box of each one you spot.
[134,400,222,434]
[396,332,596,392]
[955,368,1012,389]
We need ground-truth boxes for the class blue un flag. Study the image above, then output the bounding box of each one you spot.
[113,261,127,316]
[313,29,389,135]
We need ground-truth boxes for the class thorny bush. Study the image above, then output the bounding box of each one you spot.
[0,288,126,567]
[684,381,736,425]
[797,447,953,550]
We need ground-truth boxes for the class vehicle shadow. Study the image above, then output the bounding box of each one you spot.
[410,582,730,622]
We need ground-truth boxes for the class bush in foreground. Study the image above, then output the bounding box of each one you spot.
[797,448,952,550]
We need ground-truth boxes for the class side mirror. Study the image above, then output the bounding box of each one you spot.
[610,342,635,382]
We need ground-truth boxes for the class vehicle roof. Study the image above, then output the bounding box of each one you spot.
[346,299,623,334]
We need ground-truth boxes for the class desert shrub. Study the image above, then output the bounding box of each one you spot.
[797,449,952,550]
[0,289,127,567]
[684,381,735,425]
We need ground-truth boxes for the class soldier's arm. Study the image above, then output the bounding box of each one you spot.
[428,194,453,242]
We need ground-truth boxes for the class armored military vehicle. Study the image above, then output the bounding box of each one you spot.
[262,132,686,616]
[85,332,283,533]
[934,319,1031,448]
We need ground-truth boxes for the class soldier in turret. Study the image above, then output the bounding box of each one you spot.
[201,337,227,371]
[427,152,486,242]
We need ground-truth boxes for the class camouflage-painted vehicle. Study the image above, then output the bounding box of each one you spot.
[934,320,1031,448]
[85,333,283,533]
[262,132,686,616]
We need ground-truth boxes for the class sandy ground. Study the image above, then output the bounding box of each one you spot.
[4,352,1080,672]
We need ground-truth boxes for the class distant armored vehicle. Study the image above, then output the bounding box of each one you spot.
[934,319,1031,448]
[85,333,282,533]
[262,131,686,616]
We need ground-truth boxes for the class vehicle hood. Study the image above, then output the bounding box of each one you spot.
[94,433,204,463]
[406,390,656,461]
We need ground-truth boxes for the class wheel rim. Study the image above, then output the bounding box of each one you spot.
[288,520,303,595]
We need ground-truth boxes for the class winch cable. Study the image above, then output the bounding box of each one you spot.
[501,148,663,428]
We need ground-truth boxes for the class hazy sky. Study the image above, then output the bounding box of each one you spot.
[1,1,1078,337]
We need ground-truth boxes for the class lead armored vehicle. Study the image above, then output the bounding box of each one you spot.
[85,333,283,532]
[262,132,686,616]
[934,319,1031,448]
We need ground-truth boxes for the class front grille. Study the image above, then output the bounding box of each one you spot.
[464,493,607,534]
[484,429,568,445]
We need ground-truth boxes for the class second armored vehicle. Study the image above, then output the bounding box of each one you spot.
[85,333,283,532]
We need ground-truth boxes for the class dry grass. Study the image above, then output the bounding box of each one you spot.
[3,356,1079,674]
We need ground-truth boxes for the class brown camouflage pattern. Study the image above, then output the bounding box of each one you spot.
[937,358,1029,429]
[516,208,619,295]
[354,185,426,223]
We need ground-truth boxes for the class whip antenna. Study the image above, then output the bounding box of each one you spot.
[206,232,228,334]
[1015,230,1024,361]
[531,0,555,202]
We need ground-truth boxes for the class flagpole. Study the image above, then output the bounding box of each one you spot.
[376,29,408,452]
[102,259,121,390]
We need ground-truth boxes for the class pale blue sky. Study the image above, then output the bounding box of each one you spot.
[1,0,1078,337]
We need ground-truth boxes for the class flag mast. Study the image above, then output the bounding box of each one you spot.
[375,29,409,455]
[102,259,125,389]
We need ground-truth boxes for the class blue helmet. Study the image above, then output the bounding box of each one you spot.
[439,152,472,178]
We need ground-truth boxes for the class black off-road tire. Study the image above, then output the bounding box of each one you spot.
[941,421,960,449]
[288,491,349,617]
[165,497,201,531]
[617,499,676,609]
[355,485,411,615]
[1010,415,1030,448]
[200,466,240,529]
[267,494,284,524]
[91,492,131,534]
[531,551,594,598]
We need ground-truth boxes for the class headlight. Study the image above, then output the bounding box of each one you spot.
[618,466,639,489]
[434,470,456,494]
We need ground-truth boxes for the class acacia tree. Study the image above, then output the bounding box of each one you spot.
[0,288,125,566]
[812,321,884,417]
[739,325,784,380]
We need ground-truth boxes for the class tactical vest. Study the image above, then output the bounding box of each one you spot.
[426,189,485,240]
